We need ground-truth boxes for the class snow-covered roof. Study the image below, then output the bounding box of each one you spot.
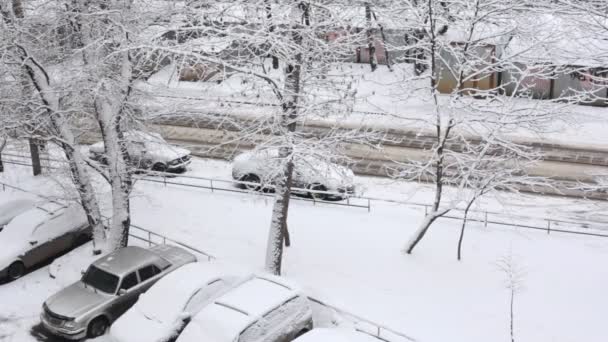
[293,328,384,342]
[0,198,36,227]
[504,14,608,67]
[93,246,164,276]
[177,274,302,342]
[215,275,296,316]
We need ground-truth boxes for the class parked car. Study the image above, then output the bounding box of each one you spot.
[176,274,313,342]
[41,245,197,340]
[89,130,192,173]
[0,201,91,281]
[231,149,356,200]
[0,197,36,231]
[293,328,385,342]
[110,261,251,342]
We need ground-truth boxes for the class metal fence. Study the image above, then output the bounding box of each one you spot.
[2,151,608,239]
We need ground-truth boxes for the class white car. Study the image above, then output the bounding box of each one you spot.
[0,202,91,281]
[89,130,192,173]
[293,328,386,342]
[176,274,313,342]
[231,149,356,200]
[110,262,250,342]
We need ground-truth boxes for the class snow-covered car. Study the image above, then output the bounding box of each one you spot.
[41,245,197,340]
[110,261,251,342]
[231,149,356,200]
[0,202,91,281]
[293,328,386,342]
[176,274,313,342]
[89,130,192,173]
[0,197,36,231]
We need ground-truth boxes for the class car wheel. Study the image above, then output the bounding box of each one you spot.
[295,328,310,338]
[7,261,25,280]
[308,183,328,201]
[240,174,261,191]
[87,316,109,338]
[152,163,167,172]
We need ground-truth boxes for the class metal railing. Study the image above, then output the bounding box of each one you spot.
[3,152,608,239]
[308,296,416,342]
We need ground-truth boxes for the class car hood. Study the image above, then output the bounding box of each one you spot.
[146,146,191,163]
[45,282,110,319]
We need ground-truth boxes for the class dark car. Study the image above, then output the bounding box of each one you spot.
[0,202,91,281]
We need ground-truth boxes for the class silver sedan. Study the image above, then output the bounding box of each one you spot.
[41,245,197,340]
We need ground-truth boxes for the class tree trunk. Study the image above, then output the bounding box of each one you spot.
[20,52,106,254]
[404,209,447,254]
[94,92,132,251]
[365,3,377,71]
[264,3,306,275]
[77,2,134,252]
[457,201,474,261]
[265,155,295,275]
[29,138,42,175]
[0,138,6,172]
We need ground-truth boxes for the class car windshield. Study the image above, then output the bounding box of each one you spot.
[82,265,119,294]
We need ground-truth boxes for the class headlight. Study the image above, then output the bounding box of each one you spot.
[63,320,78,330]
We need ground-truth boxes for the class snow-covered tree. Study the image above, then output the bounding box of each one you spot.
[383,0,577,254]
[134,0,367,274]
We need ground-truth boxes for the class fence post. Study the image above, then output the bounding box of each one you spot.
[367,198,371,212]
[148,231,152,246]
[163,174,166,187]
[547,220,551,234]
[484,211,488,228]
[424,205,428,215]
[210,179,214,192]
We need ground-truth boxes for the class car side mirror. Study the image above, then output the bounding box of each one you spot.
[29,240,38,246]
[81,270,86,276]
[118,288,127,296]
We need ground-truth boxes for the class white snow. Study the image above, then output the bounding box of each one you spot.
[0,156,607,342]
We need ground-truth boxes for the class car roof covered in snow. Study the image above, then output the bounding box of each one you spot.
[293,328,385,342]
[177,274,302,342]
[92,246,168,277]
[3,201,75,238]
[0,198,37,226]
[215,275,298,316]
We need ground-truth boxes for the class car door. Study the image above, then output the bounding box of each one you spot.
[108,271,141,321]
[24,216,73,267]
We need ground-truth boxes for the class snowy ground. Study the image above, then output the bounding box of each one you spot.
[0,156,607,342]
